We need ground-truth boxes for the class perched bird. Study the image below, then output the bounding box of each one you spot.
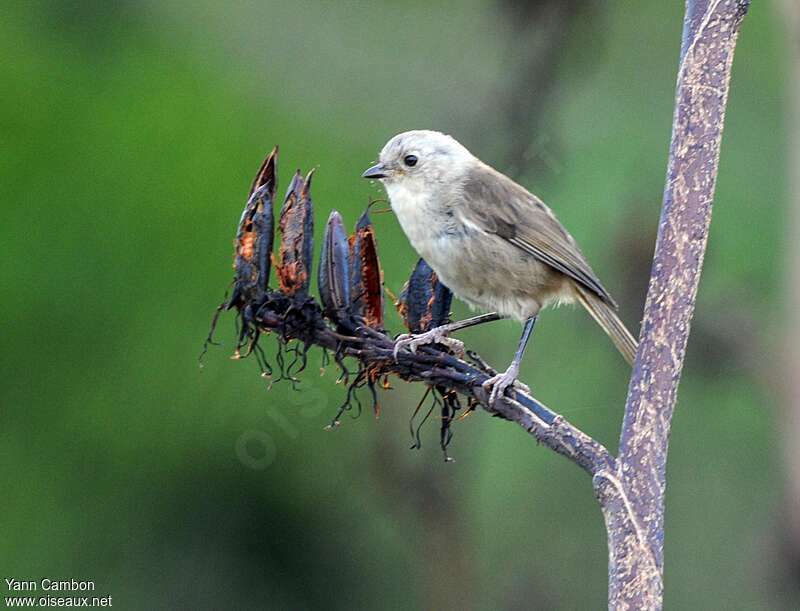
[362,130,638,405]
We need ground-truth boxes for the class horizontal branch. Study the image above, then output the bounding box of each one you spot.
[252,293,614,476]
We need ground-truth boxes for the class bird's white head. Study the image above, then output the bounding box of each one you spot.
[362,130,474,192]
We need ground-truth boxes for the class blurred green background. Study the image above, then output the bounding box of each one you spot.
[1,1,793,609]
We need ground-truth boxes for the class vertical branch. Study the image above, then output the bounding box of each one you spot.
[600,0,750,608]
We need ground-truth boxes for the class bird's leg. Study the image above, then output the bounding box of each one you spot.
[482,316,537,407]
[393,312,502,361]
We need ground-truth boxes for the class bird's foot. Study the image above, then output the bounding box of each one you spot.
[482,361,528,407]
[393,327,465,361]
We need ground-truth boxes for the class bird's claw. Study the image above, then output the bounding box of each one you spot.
[482,362,525,407]
[393,328,465,361]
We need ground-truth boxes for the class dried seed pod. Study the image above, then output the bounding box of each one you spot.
[349,209,384,328]
[248,146,278,198]
[397,258,453,333]
[277,169,315,297]
[228,147,277,309]
[319,210,352,322]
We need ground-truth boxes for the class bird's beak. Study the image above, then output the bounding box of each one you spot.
[362,163,388,180]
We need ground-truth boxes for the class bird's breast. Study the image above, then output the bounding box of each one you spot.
[386,184,567,320]
[387,189,467,265]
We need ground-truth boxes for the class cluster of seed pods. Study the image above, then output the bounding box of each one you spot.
[207,147,468,458]
[222,147,458,339]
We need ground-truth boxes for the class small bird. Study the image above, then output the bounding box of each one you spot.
[362,130,638,406]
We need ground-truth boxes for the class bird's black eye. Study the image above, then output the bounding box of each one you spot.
[403,154,418,167]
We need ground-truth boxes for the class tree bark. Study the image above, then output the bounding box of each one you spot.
[599,1,750,607]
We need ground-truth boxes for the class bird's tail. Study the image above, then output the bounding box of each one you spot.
[574,285,638,366]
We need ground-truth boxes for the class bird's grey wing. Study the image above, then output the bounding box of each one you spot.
[459,164,617,308]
